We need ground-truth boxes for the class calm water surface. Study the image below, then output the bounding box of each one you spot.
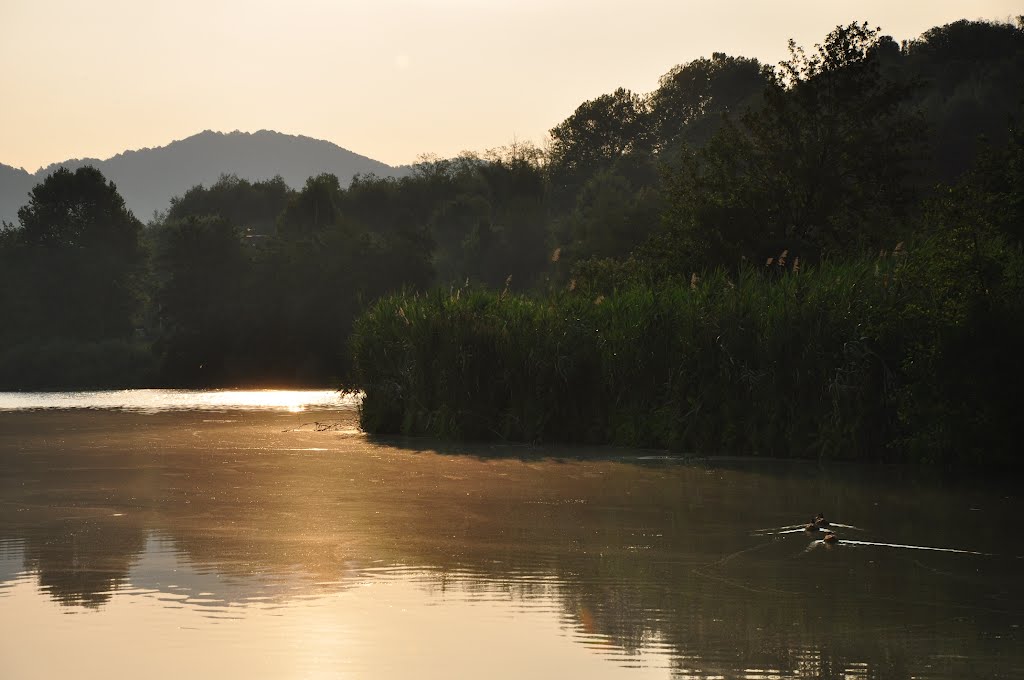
[0,390,1020,679]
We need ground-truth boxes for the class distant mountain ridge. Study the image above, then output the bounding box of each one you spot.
[0,130,402,224]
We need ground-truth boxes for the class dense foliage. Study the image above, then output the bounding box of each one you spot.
[1,18,1022,466]
[349,230,1023,467]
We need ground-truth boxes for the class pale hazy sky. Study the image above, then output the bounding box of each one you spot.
[1,0,1019,171]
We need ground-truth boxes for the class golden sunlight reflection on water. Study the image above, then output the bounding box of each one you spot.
[0,389,356,413]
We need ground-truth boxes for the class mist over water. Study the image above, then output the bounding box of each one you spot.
[0,393,1020,679]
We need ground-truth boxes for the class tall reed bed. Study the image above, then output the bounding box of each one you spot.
[348,240,1024,465]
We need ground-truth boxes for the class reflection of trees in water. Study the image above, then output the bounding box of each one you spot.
[21,518,147,608]
[0,433,154,607]
[0,412,1018,678]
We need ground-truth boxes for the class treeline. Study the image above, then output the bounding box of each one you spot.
[0,18,1021,409]
[0,155,547,387]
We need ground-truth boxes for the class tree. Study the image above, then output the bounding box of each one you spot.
[661,22,923,267]
[17,166,141,254]
[5,166,143,340]
[563,157,661,263]
[902,18,1024,182]
[650,53,771,150]
[277,173,344,237]
[151,215,248,383]
[167,174,292,235]
[547,88,653,207]
[762,23,920,249]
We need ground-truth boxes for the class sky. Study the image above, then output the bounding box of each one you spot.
[1,0,1020,172]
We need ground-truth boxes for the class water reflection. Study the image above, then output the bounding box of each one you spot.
[0,388,354,413]
[0,405,1021,679]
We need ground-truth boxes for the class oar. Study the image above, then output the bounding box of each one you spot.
[824,538,992,556]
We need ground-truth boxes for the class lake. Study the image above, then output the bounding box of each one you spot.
[0,390,1020,679]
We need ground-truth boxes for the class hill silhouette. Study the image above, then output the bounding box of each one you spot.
[0,130,401,224]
